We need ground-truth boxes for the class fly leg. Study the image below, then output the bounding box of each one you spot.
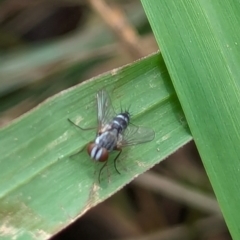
[114,148,130,173]
[113,149,122,175]
[68,118,96,131]
[69,145,86,158]
[96,149,122,183]
[98,161,109,183]
[68,118,95,158]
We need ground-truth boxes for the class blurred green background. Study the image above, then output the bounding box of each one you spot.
[0,0,230,239]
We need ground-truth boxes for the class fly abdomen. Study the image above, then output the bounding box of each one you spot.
[112,112,130,133]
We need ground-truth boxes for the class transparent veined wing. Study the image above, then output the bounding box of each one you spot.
[97,90,116,130]
[120,123,155,147]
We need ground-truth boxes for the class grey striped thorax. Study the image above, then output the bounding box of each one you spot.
[91,112,130,161]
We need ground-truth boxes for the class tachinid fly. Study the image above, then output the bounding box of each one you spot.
[68,89,155,182]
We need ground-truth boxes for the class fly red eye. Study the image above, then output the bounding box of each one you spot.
[98,148,108,162]
[87,142,95,156]
[87,143,109,162]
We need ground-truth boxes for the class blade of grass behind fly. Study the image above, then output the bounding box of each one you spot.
[141,1,240,238]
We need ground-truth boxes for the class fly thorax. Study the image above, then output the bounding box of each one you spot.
[95,130,118,152]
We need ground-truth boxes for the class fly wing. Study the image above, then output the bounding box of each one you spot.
[120,123,155,147]
[97,90,116,130]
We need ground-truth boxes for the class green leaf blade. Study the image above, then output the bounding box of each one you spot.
[0,53,191,239]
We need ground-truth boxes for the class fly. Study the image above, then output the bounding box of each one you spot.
[68,89,155,182]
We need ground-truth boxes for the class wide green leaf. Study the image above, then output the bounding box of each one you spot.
[141,0,240,238]
[0,53,191,239]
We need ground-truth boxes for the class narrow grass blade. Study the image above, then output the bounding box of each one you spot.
[142,1,240,238]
